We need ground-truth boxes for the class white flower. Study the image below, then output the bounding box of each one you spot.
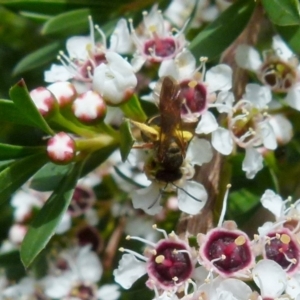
[252,260,287,299]
[2,277,38,300]
[93,52,137,105]
[129,5,188,71]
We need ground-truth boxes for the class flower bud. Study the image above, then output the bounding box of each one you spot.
[47,132,76,164]
[47,81,77,107]
[30,87,57,117]
[72,91,106,123]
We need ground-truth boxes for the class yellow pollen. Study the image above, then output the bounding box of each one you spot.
[227,184,232,189]
[152,224,157,229]
[280,234,291,244]
[235,235,246,246]
[155,255,165,264]
[253,234,259,241]
[188,80,198,88]
[125,235,131,240]
[151,250,157,255]
[200,56,208,62]
[149,25,157,33]
[172,276,179,282]
[169,231,176,238]
[173,249,178,254]
[119,247,124,252]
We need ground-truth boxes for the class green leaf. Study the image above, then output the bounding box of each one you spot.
[189,0,256,59]
[41,8,90,37]
[262,0,300,26]
[0,250,26,280]
[13,41,61,75]
[30,162,71,191]
[120,94,147,123]
[0,144,44,160]
[9,79,54,135]
[81,144,117,177]
[21,162,83,267]
[0,152,48,205]
[119,119,135,162]
[276,25,300,54]
[0,99,34,126]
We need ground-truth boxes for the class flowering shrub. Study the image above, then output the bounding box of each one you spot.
[0,0,300,299]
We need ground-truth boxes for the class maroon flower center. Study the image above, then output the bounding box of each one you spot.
[264,231,299,273]
[179,80,207,115]
[68,186,94,216]
[144,37,176,60]
[260,60,296,92]
[203,230,252,275]
[69,283,96,300]
[148,241,193,287]
[77,226,101,253]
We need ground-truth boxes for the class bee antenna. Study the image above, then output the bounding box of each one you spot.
[171,183,202,202]
[147,182,168,209]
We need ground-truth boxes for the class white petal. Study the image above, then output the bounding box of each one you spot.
[173,49,196,80]
[286,274,300,299]
[211,128,233,155]
[215,91,235,113]
[258,221,273,236]
[235,45,262,71]
[261,123,277,150]
[110,18,133,54]
[97,284,120,300]
[159,59,180,80]
[177,181,207,214]
[272,35,293,61]
[131,183,163,215]
[186,137,213,165]
[113,253,147,289]
[218,278,252,300]
[252,259,287,298]
[131,54,146,72]
[269,114,293,145]
[55,213,71,234]
[205,64,232,92]
[195,111,218,134]
[260,189,284,218]
[285,85,300,111]
[44,64,72,83]
[43,273,74,298]
[243,83,272,108]
[242,147,263,179]
[66,36,91,60]
[76,246,103,282]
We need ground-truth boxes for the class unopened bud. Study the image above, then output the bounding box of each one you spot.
[47,132,76,164]
[72,91,106,124]
[47,82,77,107]
[30,87,57,116]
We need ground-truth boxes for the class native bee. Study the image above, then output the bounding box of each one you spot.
[132,76,193,184]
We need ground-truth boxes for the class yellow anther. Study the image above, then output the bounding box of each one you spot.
[188,80,198,88]
[125,235,131,240]
[155,255,165,264]
[235,235,246,246]
[119,247,124,252]
[280,234,291,244]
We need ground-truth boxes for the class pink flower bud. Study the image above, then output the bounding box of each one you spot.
[9,224,27,245]
[30,87,57,116]
[47,132,76,164]
[72,91,106,123]
[47,81,77,107]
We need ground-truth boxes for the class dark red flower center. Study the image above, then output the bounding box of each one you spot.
[144,37,176,60]
[148,240,193,287]
[264,231,299,273]
[179,80,207,115]
[203,230,252,275]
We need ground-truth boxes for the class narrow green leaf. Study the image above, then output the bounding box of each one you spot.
[0,99,34,126]
[189,0,256,59]
[21,162,83,267]
[120,119,135,162]
[120,94,147,123]
[41,8,90,37]
[0,144,44,160]
[9,79,54,135]
[13,42,61,75]
[0,250,26,280]
[0,152,48,205]
[262,0,300,26]
[30,162,71,191]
